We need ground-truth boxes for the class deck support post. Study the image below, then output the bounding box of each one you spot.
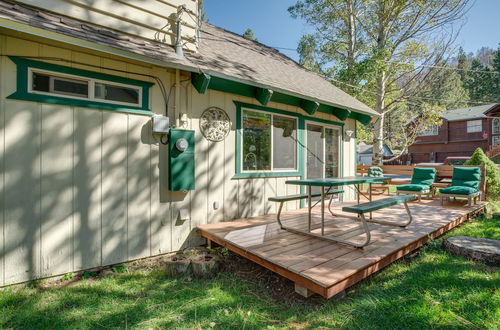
[294,283,315,298]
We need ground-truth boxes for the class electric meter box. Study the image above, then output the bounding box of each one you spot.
[169,129,195,191]
[152,114,170,134]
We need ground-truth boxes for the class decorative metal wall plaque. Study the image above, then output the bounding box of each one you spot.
[199,107,231,142]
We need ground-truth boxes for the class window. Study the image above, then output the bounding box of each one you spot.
[241,109,297,172]
[8,56,153,115]
[30,68,141,106]
[33,72,89,97]
[467,120,482,133]
[493,135,500,146]
[419,125,439,136]
[493,118,500,135]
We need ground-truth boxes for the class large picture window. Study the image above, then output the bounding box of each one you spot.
[241,109,297,172]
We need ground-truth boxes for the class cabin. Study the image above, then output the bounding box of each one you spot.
[0,0,378,286]
[408,103,500,163]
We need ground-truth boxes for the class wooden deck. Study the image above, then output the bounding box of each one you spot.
[197,198,487,298]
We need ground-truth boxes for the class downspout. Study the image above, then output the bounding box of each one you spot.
[175,5,185,58]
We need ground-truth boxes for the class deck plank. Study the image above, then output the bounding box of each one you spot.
[198,198,487,298]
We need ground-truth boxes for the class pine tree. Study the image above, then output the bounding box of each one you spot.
[456,47,469,83]
[466,59,494,102]
[242,28,258,42]
[492,47,500,100]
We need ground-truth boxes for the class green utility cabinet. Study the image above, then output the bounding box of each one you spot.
[169,129,195,191]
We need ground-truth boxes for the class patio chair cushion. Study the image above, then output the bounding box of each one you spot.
[439,186,479,195]
[451,167,481,190]
[411,167,436,186]
[368,166,383,177]
[396,184,429,192]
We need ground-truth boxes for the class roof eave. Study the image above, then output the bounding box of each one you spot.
[199,68,378,118]
[0,17,377,120]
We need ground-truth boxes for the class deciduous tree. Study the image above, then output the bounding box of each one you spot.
[290,0,471,164]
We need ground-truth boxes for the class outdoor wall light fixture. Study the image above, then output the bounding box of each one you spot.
[345,129,354,139]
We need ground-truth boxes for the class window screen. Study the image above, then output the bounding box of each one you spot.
[95,82,139,105]
[272,116,297,170]
[492,118,500,135]
[242,110,271,171]
[241,109,298,172]
[466,120,482,133]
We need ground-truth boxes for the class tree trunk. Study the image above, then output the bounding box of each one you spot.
[346,0,356,69]
[373,62,386,165]
[372,0,386,165]
[372,112,385,165]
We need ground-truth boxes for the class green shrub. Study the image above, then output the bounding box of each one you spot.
[464,148,500,198]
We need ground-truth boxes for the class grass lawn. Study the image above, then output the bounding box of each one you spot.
[1,213,499,329]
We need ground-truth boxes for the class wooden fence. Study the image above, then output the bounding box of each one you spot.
[356,164,487,194]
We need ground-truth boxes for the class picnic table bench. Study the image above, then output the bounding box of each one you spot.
[267,176,417,248]
[269,188,344,226]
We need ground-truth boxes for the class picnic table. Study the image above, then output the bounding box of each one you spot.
[281,176,406,247]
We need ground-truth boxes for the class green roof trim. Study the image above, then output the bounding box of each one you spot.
[348,111,372,125]
[191,74,371,124]
[254,87,273,105]
[300,99,319,115]
[191,72,211,94]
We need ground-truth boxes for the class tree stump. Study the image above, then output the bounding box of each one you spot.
[444,236,500,266]
[191,254,220,278]
[163,255,191,277]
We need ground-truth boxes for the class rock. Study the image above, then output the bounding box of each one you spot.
[163,255,191,277]
[444,236,500,266]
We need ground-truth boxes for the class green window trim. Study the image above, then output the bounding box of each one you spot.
[234,101,344,179]
[7,56,154,116]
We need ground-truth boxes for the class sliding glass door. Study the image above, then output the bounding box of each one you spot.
[305,123,341,180]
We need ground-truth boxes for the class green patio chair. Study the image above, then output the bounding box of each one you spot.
[439,167,482,207]
[396,167,436,202]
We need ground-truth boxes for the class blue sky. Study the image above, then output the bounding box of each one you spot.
[204,0,500,61]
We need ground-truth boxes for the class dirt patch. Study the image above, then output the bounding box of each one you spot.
[219,253,326,304]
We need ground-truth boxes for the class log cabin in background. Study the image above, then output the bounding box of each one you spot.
[408,103,500,163]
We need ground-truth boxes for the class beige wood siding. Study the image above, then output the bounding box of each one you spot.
[0,35,357,286]
[14,0,199,51]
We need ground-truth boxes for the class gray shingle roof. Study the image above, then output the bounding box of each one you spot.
[193,24,377,116]
[0,0,377,117]
[442,103,499,121]
[358,142,393,156]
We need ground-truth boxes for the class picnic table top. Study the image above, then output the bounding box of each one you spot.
[285,176,391,187]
